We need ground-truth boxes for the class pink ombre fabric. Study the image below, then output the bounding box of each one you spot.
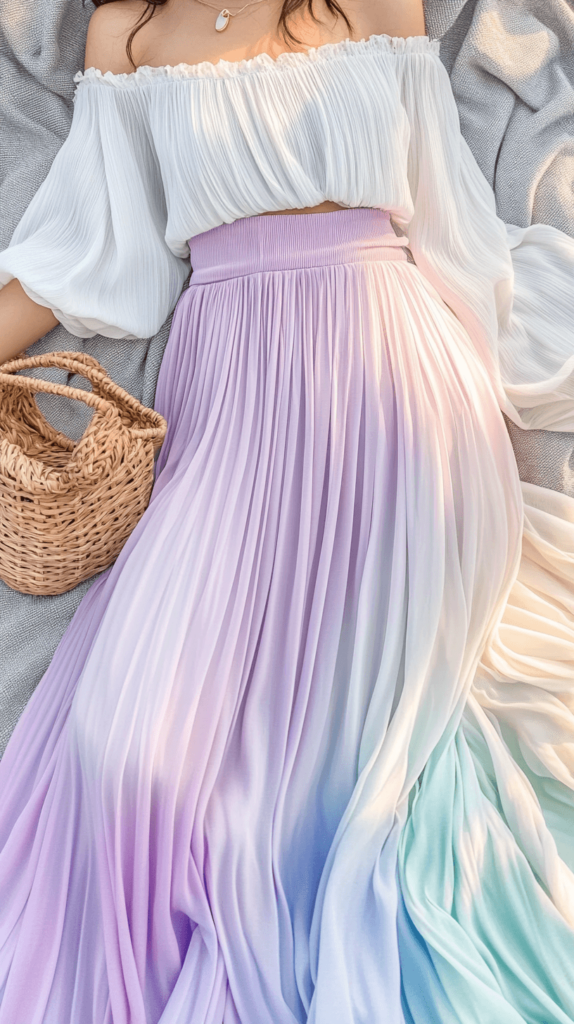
[0,210,561,1023]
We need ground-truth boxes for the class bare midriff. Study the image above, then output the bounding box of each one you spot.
[260,201,348,216]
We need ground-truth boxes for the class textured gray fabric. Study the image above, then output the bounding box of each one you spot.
[425,0,574,501]
[425,0,470,40]
[432,0,574,235]
[0,0,573,753]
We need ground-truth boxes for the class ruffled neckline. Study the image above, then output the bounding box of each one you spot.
[75,32,439,86]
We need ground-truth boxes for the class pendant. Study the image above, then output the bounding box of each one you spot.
[215,9,231,30]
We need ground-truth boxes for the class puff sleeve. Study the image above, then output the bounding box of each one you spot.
[396,49,574,433]
[0,75,190,340]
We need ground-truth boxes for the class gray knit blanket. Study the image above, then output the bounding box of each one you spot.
[1,0,574,753]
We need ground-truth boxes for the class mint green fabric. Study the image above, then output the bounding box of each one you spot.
[399,698,574,1022]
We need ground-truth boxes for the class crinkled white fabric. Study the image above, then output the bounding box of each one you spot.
[0,33,573,431]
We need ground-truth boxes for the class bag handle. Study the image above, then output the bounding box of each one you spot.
[0,353,116,415]
[0,352,166,446]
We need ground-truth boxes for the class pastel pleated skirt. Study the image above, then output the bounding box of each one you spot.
[1,209,574,1024]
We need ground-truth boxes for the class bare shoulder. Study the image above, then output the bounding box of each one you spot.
[352,0,426,39]
[398,0,426,35]
[84,1,150,74]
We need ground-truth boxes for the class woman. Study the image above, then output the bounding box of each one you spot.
[0,0,574,1020]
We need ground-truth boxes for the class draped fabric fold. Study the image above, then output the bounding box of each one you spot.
[395,50,574,433]
[0,85,189,339]
[399,479,574,1023]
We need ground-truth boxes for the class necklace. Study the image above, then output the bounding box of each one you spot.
[193,0,268,32]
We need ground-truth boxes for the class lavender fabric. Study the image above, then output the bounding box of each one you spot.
[0,0,573,752]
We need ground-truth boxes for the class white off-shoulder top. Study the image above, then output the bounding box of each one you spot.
[1,34,574,431]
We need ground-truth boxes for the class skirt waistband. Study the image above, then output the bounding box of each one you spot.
[188,208,409,284]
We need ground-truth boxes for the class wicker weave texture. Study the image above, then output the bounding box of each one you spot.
[0,352,166,595]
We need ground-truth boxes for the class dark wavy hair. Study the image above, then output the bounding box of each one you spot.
[91,0,353,70]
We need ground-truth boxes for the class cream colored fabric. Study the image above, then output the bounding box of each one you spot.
[471,478,574,900]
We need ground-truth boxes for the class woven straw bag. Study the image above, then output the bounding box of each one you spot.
[0,351,167,596]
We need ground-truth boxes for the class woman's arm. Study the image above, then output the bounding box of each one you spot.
[0,280,59,365]
[0,5,141,366]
